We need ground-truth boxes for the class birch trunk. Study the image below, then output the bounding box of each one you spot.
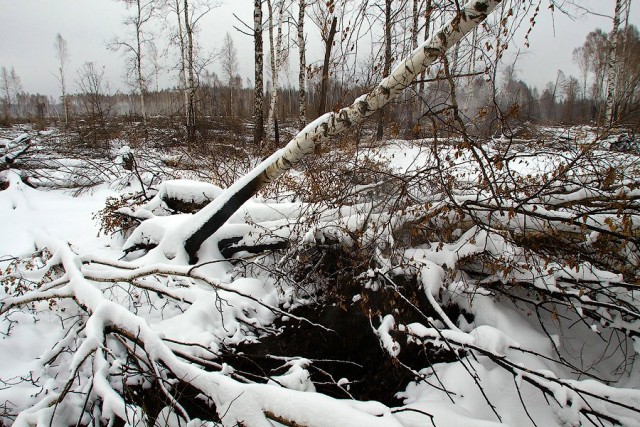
[376,0,393,140]
[408,0,419,134]
[318,16,337,117]
[417,0,432,101]
[298,0,307,128]
[253,0,264,145]
[604,0,623,126]
[177,0,504,262]
[54,34,69,127]
[175,0,190,138]
[135,0,147,126]
[184,0,197,143]
[266,0,285,144]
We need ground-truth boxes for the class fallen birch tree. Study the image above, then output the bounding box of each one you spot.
[154,0,505,263]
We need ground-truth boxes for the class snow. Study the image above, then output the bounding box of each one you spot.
[1,125,639,426]
[377,314,401,357]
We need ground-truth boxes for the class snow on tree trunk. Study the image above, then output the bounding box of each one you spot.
[175,0,504,262]
[604,0,623,126]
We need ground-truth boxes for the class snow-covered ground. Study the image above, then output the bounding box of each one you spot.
[1,125,639,426]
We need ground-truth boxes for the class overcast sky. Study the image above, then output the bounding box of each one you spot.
[0,0,636,98]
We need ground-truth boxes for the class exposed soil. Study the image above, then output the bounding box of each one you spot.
[219,286,469,405]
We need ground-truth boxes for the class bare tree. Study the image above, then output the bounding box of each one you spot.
[297,0,307,128]
[168,0,216,143]
[572,46,589,101]
[0,66,22,122]
[266,0,287,144]
[76,62,110,128]
[54,33,70,126]
[312,1,338,118]
[0,67,12,121]
[254,0,265,144]
[376,0,393,140]
[148,41,163,93]
[184,0,197,141]
[221,32,239,116]
[109,0,156,126]
[605,0,623,125]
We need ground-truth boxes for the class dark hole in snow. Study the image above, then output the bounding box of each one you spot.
[219,276,471,405]
[113,380,219,427]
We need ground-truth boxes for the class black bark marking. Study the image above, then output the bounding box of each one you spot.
[281,156,293,169]
[357,100,368,115]
[339,110,352,128]
[218,236,288,258]
[184,174,265,263]
[474,1,489,13]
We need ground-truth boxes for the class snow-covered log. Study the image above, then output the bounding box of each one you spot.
[177,0,503,262]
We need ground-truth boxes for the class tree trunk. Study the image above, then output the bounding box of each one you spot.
[175,0,504,263]
[417,0,432,100]
[135,0,147,127]
[318,16,337,117]
[184,0,197,143]
[253,0,265,145]
[266,0,285,144]
[175,0,190,140]
[407,0,419,136]
[604,0,623,126]
[298,0,307,128]
[376,0,393,140]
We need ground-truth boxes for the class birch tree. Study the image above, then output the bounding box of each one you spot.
[253,0,265,144]
[297,0,307,128]
[183,0,197,142]
[109,0,155,127]
[1,66,22,122]
[266,0,286,144]
[312,1,338,118]
[54,33,70,126]
[168,0,215,143]
[376,0,393,140]
[221,32,239,116]
[604,0,623,126]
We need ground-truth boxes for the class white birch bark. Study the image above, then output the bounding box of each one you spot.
[175,0,505,261]
[417,0,432,103]
[175,0,190,134]
[184,0,197,142]
[298,0,306,128]
[136,0,147,125]
[604,0,623,126]
[253,0,264,144]
[266,0,285,142]
[54,34,69,126]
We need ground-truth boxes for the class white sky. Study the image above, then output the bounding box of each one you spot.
[0,0,637,98]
